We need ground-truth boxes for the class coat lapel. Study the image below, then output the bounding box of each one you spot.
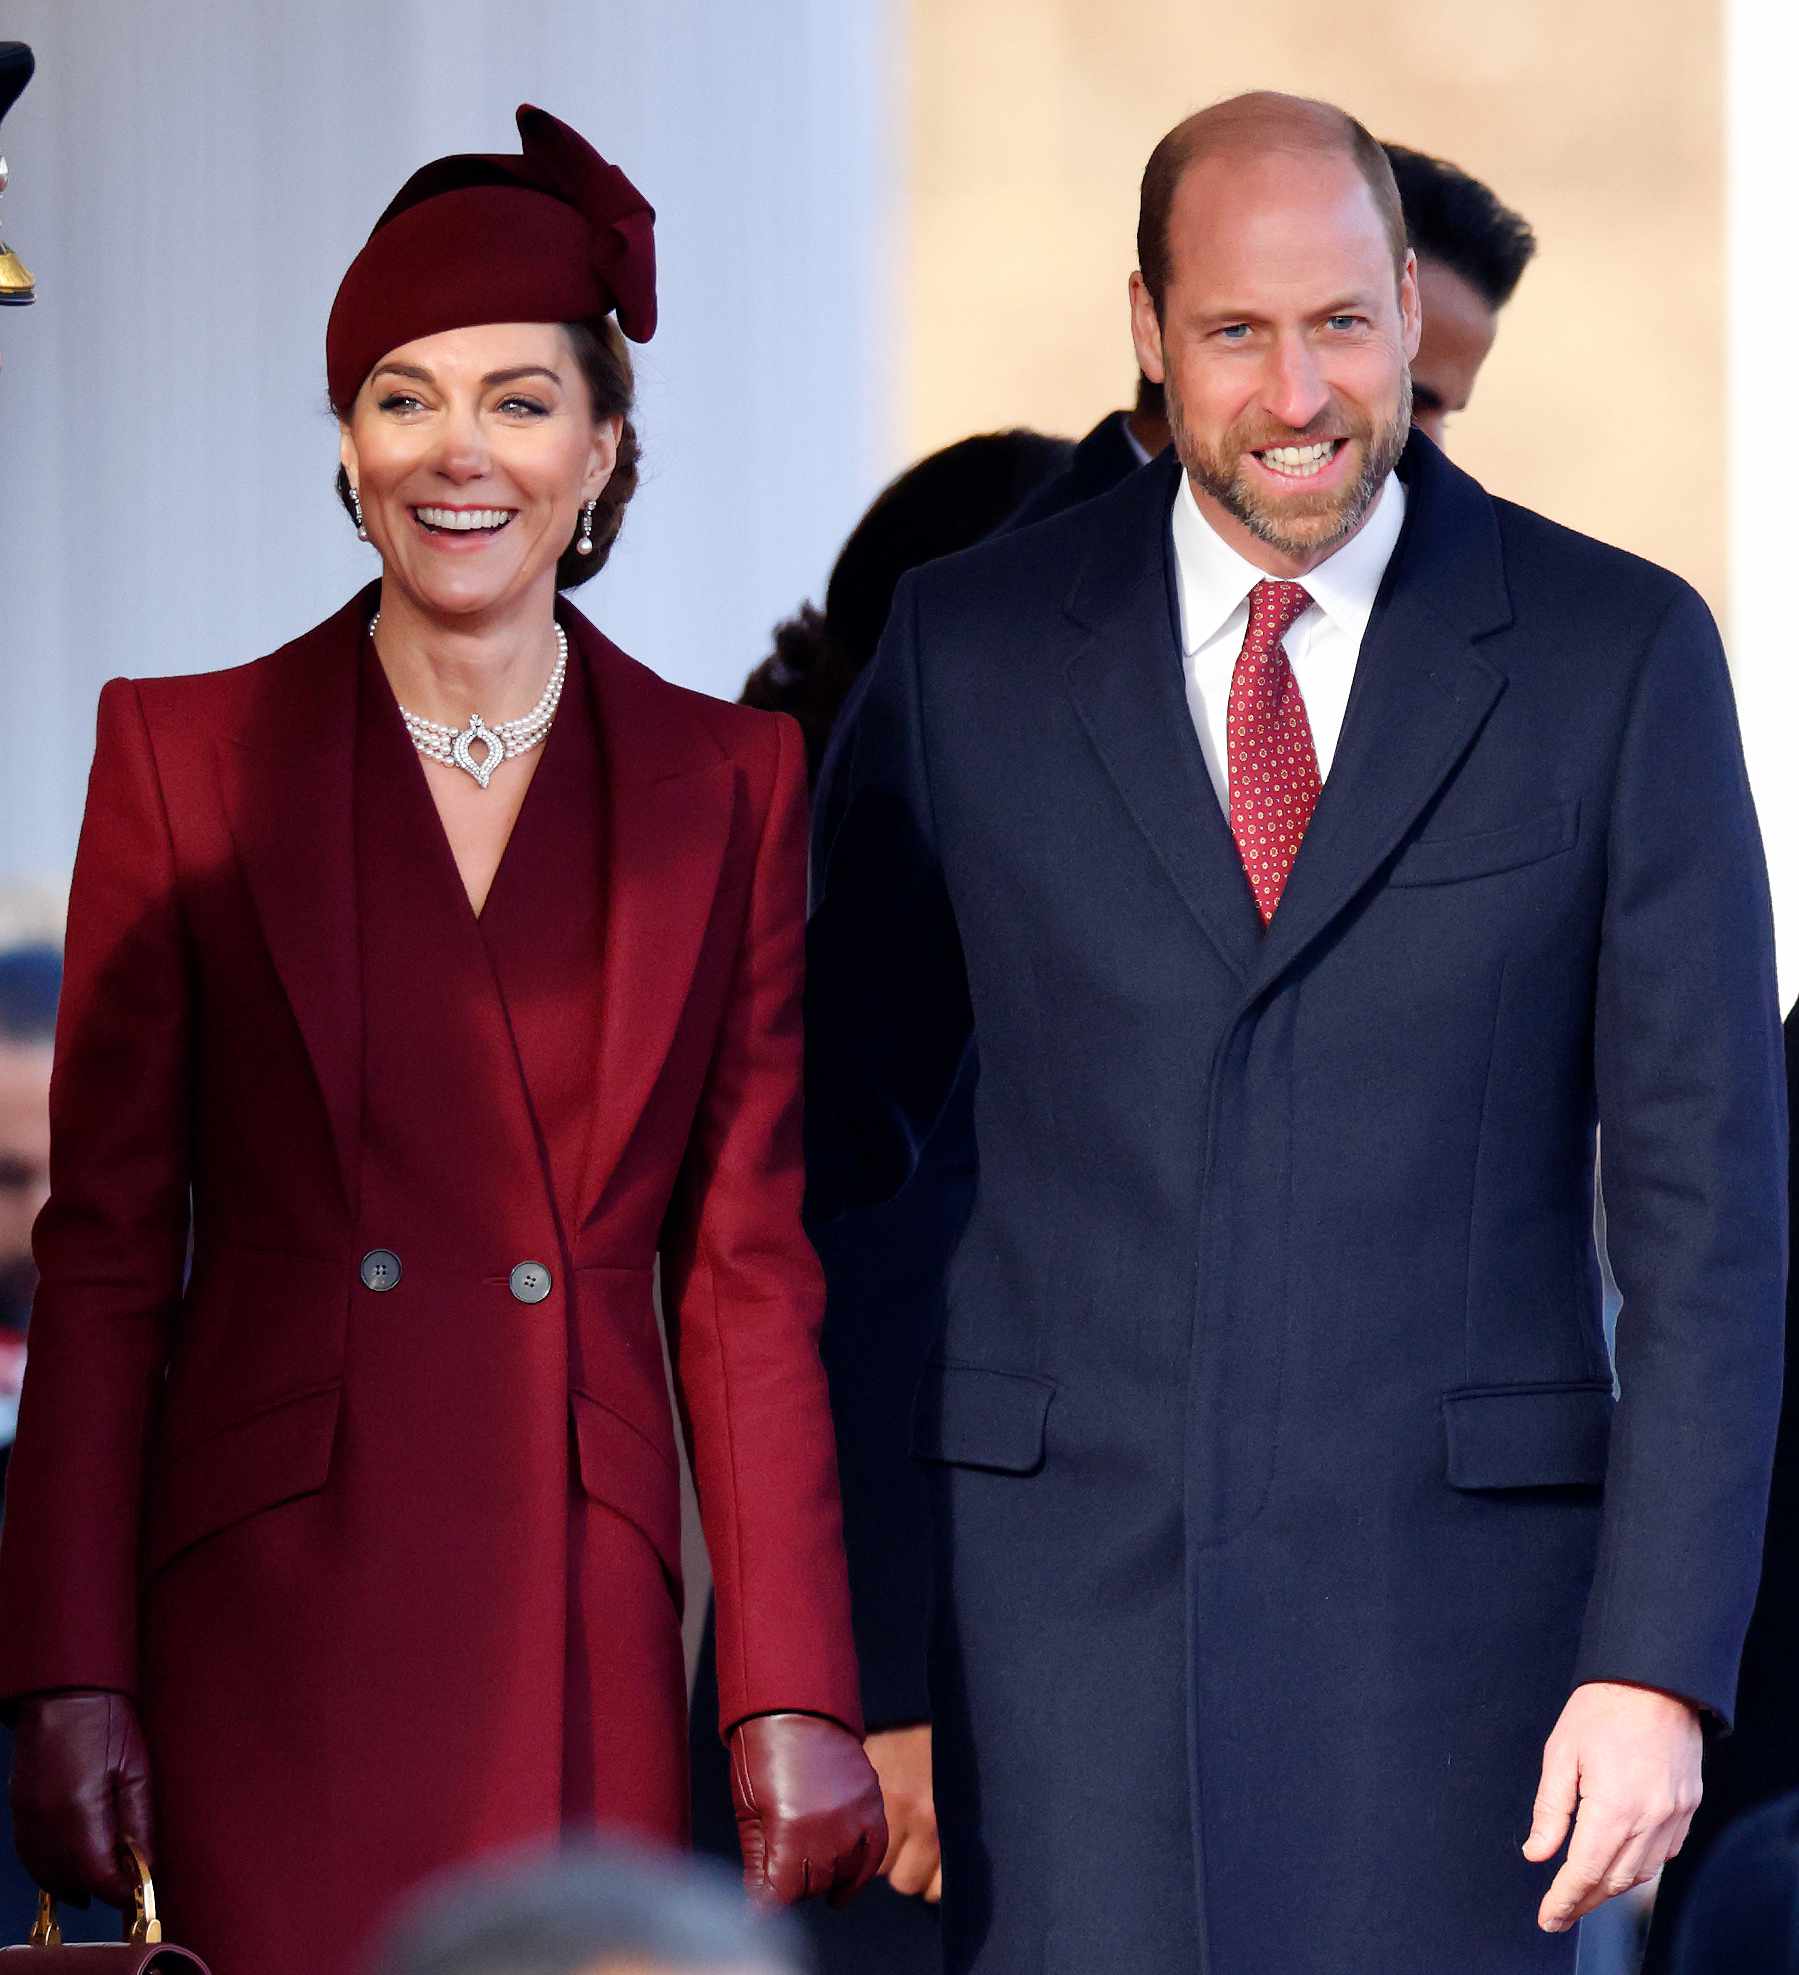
[571,611,736,1223]
[215,588,371,1214]
[1063,455,1262,981]
[1247,437,1513,996]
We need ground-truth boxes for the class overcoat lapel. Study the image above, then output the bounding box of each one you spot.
[215,589,370,1215]
[1248,440,1514,996]
[1063,457,1262,981]
[474,652,608,1237]
[570,611,736,1223]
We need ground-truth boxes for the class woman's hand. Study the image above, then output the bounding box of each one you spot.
[729,1712,887,1907]
[9,1690,155,1908]
[866,1723,941,1901]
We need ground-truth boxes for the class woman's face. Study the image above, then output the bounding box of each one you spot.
[339,321,620,626]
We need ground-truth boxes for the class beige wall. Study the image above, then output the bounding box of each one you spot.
[904,0,1724,613]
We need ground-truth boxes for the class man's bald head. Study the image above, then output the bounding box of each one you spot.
[1137,92,1407,321]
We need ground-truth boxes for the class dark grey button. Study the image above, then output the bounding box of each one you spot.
[360,1248,403,1293]
[509,1260,553,1304]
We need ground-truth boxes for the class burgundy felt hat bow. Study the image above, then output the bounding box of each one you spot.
[326,105,655,410]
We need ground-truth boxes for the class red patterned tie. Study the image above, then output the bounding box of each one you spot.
[1227,579,1320,924]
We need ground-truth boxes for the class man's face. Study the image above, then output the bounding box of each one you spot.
[1408,255,1499,450]
[1130,146,1420,576]
[0,1039,51,1329]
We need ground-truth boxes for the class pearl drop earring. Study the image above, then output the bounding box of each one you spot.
[576,499,596,556]
[350,487,369,541]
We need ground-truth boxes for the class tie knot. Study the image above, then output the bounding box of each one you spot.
[1247,579,1313,647]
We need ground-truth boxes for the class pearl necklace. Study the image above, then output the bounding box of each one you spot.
[371,614,568,791]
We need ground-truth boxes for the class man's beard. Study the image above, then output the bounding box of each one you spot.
[1168,369,1411,561]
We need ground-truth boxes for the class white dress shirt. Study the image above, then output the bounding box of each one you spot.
[1169,469,1406,810]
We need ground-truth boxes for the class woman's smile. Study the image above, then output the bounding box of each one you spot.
[410,501,520,548]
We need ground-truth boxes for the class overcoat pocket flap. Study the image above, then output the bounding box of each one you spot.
[1442,1380,1614,1490]
[145,1384,342,1575]
[912,1362,1055,1474]
[570,1388,682,1580]
[1390,803,1577,887]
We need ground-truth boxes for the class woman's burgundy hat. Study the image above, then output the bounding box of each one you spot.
[326,104,655,409]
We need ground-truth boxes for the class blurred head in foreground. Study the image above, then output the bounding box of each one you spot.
[370,1843,808,1975]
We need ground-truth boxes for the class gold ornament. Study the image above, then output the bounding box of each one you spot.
[0,153,33,306]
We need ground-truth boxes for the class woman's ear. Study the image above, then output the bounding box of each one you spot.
[583,414,624,500]
[338,421,360,489]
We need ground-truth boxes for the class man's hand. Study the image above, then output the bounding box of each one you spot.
[1522,1680,1702,1933]
[866,1724,941,1902]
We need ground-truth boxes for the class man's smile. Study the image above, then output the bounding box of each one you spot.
[1252,438,1343,479]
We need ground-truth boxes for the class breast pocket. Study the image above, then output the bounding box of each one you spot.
[1389,802,1578,888]
[1442,1378,1613,1490]
[911,1360,1056,1475]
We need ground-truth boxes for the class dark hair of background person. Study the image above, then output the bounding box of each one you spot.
[370,1842,807,1975]
[1381,142,1537,311]
[331,319,640,590]
[1137,95,1407,321]
[0,947,60,1044]
[739,428,1072,780]
[1135,374,1165,422]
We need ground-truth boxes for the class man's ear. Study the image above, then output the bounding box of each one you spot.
[1128,271,1167,386]
[1398,249,1422,363]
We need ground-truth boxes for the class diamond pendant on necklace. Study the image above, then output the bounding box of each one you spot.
[450,715,506,789]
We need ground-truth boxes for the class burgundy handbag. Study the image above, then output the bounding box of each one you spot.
[0,1844,209,1971]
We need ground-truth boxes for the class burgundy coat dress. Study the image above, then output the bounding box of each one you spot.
[0,588,862,1974]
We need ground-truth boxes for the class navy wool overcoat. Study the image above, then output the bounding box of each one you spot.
[804,437,1788,1975]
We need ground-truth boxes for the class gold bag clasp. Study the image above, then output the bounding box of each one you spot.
[28,1837,162,1947]
[26,1894,57,1948]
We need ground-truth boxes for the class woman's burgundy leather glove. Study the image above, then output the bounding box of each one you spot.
[729,1712,887,1906]
[9,1690,155,1908]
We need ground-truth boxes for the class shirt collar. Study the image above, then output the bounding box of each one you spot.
[1169,466,1406,656]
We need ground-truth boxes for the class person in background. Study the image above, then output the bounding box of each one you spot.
[0,942,59,1945]
[1004,377,1169,530]
[0,32,53,1456]
[0,40,50,1948]
[695,425,1073,1975]
[370,1843,807,1975]
[1651,1789,1799,1974]
[740,431,1072,778]
[0,944,58,1475]
[1640,1003,1799,1972]
[1383,142,1535,446]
